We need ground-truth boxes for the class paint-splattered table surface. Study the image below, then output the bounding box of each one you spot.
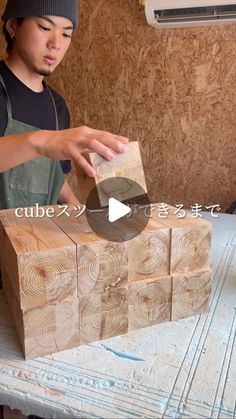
[0,213,235,418]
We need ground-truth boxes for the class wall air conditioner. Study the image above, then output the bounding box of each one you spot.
[145,0,236,28]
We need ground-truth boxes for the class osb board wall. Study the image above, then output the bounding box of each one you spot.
[0,0,235,210]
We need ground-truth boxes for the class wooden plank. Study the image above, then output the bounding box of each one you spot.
[171,269,212,321]
[128,276,172,331]
[79,288,128,345]
[0,209,77,310]
[176,249,236,418]
[76,141,147,206]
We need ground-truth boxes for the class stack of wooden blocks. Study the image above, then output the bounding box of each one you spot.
[0,142,212,359]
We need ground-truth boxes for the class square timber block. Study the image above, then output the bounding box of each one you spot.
[151,204,212,274]
[128,276,172,331]
[76,141,147,206]
[3,265,79,359]
[79,288,129,345]
[52,211,129,345]
[0,209,77,311]
[127,216,171,282]
[171,269,213,321]
[0,203,213,359]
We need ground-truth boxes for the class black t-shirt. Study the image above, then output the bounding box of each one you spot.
[0,60,71,173]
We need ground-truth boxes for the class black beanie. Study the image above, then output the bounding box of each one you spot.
[2,0,79,29]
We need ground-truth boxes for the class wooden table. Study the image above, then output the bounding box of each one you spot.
[0,213,235,418]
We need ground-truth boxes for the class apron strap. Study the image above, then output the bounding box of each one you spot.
[0,72,59,131]
[0,73,13,120]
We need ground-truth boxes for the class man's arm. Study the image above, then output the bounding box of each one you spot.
[58,179,80,205]
[0,131,40,172]
[0,126,128,175]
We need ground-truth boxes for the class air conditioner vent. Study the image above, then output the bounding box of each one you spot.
[154,5,236,23]
[145,1,236,28]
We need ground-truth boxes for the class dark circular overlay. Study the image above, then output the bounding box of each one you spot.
[85,177,151,242]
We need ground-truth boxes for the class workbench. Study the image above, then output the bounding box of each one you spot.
[0,213,235,418]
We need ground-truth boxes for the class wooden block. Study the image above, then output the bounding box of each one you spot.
[128,217,171,282]
[52,212,129,296]
[53,213,129,345]
[23,298,80,360]
[171,269,212,321]
[0,209,77,310]
[2,266,25,351]
[76,141,147,206]
[0,203,213,359]
[79,288,128,345]
[171,223,211,274]
[77,241,128,296]
[151,204,212,274]
[3,263,79,359]
[128,276,172,331]
[53,209,170,290]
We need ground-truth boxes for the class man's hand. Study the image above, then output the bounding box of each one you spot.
[35,126,129,177]
[0,126,129,174]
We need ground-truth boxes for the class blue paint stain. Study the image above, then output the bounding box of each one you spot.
[101,344,145,361]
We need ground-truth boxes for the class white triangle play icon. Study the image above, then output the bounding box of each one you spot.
[108,198,131,223]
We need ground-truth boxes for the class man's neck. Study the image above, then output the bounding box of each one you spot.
[5,55,44,93]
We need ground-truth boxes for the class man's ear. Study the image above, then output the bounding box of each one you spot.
[5,18,18,38]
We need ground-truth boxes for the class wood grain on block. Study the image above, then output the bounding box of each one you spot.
[1,223,25,299]
[52,208,94,240]
[52,212,128,295]
[151,204,212,228]
[0,209,77,310]
[170,211,212,274]
[172,269,212,321]
[23,299,79,359]
[171,223,211,274]
[76,141,147,206]
[77,241,128,296]
[79,288,128,345]
[128,276,172,331]
[128,217,171,282]
[152,205,212,274]
[3,262,80,360]
[53,205,152,243]
[2,265,25,352]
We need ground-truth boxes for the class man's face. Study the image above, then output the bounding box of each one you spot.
[11,15,73,76]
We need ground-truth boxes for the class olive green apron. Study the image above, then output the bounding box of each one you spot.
[0,74,64,210]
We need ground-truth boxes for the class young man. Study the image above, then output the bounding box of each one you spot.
[0,0,128,209]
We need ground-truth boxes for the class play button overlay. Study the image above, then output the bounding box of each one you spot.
[108,198,131,222]
[85,177,151,242]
